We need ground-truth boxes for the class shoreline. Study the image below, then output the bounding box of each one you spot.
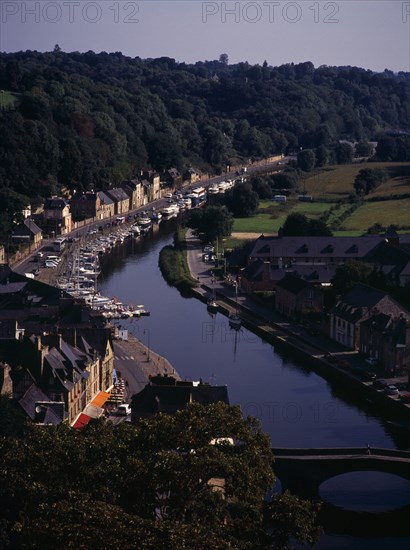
[183,229,410,423]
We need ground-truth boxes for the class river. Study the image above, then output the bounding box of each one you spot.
[99,219,410,548]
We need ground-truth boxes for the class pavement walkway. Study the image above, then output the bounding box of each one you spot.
[113,332,179,402]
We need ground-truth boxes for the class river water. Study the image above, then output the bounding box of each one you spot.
[99,219,410,548]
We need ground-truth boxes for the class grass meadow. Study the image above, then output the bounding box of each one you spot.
[229,162,410,246]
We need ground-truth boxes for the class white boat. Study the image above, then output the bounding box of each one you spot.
[130,223,141,235]
[137,217,152,230]
[208,184,219,195]
[160,204,179,218]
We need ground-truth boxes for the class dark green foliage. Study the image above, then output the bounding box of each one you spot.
[353,168,388,195]
[250,176,273,199]
[297,149,316,172]
[222,182,260,217]
[0,402,321,549]
[376,135,410,161]
[187,205,233,242]
[0,50,408,209]
[334,142,354,164]
[281,213,332,236]
[331,260,373,294]
[355,141,374,157]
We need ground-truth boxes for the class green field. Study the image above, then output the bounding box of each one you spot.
[341,200,410,231]
[229,162,410,243]
[303,162,410,199]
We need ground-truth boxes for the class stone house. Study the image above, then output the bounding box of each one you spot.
[239,259,336,293]
[360,312,410,374]
[98,191,115,219]
[163,168,182,188]
[70,192,101,221]
[105,188,130,216]
[7,332,104,425]
[121,178,144,210]
[140,170,161,203]
[330,283,406,350]
[275,274,324,319]
[42,197,72,236]
[10,218,43,248]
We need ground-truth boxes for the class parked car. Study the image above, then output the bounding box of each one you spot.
[373,379,389,390]
[117,403,131,415]
[45,260,58,268]
[384,385,399,396]
[351,368,377,382]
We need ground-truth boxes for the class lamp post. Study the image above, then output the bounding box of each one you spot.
[144,328,150,362]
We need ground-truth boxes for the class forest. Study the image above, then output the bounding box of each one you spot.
[0,49,409,211]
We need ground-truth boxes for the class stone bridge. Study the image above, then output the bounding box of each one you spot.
[271,447,410,500]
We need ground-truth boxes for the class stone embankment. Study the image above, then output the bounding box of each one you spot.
[184,230,410,422]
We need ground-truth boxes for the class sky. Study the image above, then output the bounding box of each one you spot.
[0,1,409,72]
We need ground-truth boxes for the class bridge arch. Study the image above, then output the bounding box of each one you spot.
[272,447,410,500]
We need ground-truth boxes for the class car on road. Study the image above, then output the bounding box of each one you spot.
[351,368,377,382]
[117,403,131,415]
[384,385,399,396]
[373,378,389,390]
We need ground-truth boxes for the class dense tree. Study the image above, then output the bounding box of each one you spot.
[281,213,332,237]
[250,176,273,199]
[0,402,321,549]
[355,140,374,157]
[297,149,316,172]
[331,260,373,294]
[223,182,260,217]
[270,170,299,191]
[188,205,233,242]
[334,142,354,164]
[353,168,388,195]
[0,50,408,213]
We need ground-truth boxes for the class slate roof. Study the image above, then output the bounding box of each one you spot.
[18,383,64,423]
[241,259,337,284]
[98,191,114,205]
[71,192,98,202]
[331,284,397,323]
[44,197,69,210]
[276,274,310,294]
[105,188,129,202]
[248,235,386,261]
[361,312,409,347]
[132,379,229,416]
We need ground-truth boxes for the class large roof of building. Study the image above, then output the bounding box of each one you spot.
[248,235,387,261]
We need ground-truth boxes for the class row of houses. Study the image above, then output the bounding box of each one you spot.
[272,274,409,372]
[0,265,114,425]
[231,230,410,373]
[237,228,410,291]
[3,167,206,255]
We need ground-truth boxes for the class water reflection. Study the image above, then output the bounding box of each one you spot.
[320,472,410,512]
[98,224,407,450]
